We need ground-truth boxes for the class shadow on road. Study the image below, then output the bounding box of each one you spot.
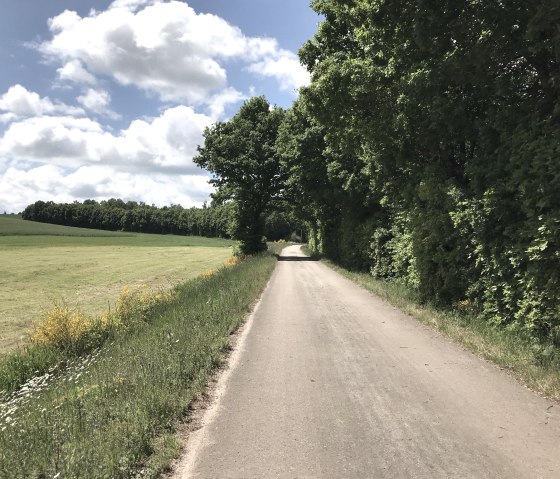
[276,255,318,262]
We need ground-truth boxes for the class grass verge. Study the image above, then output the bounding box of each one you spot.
[321,258,560,402]
[0,250,278,478]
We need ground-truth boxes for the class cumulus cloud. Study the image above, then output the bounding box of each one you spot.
[77,89,110,112]
[0,164,213,213]
[77,88,120,119]
[248,52,311,92]
[38,1,309,105]
[109,0,156,11]
[207,87,247,120]
[0,105,212,174]
[1,116,102,167]
[57,60,96,85]
[0,82,216,212]
[0,84,84,119]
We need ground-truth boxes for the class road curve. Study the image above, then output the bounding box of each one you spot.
[174,245,559,478]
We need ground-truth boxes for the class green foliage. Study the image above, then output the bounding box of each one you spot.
[369,211,419,290]
[264,210,302,241]
[287,0,560,345]
[21,199,235,238]
[194,97,285,254]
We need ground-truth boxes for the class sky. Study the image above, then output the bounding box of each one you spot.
[0,0,321,213]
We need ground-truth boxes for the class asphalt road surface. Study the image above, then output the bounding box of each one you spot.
[174,245,559,478]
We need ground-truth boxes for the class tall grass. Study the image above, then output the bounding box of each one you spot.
[0,251,277,478]
[0,287,177,396]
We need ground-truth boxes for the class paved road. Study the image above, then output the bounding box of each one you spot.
[174,245,560,478]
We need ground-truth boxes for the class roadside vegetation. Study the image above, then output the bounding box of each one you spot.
[0,248,278,478]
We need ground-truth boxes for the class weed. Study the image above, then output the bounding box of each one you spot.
[223,255,243,268]
[199,268,219,279]
[114,285,176,328]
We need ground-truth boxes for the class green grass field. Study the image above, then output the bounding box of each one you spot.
[0,215,133,237]
[0,216,235,353]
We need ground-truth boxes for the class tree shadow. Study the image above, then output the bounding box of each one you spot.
[275,255,318,262]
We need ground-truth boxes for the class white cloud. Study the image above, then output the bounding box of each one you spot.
[109,0,156,11]
[0,116,102,168]
[38,1,309,104]
[0,164,213,213]
[248,52,311,92]
[0,84,84,118]
[48,9,81,33]
[0,113,16,124]
[114,105,213,172]
[57,60,96,85]
[0,106,212,174]
[207,87,246,120]
[77,88,120,119]
[77,89,110,111]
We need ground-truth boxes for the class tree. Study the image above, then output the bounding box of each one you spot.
[194,96,285,254]
[276,100,337,253]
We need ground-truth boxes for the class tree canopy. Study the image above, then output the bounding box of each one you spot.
[194,96,285,253]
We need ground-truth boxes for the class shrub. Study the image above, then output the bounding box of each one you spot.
[30,302,92,352]
[115,285,176,327]
[30,286,177,355]
[223,256,243,268]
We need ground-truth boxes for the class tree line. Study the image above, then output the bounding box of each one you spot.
[197,0,559,346]
[22,199,300,241]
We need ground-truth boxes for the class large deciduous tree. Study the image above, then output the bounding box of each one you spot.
[194,97,285,254]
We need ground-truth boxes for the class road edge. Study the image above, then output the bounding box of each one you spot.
[169,261,278,478]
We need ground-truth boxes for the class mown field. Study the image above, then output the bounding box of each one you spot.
[0,215,235,353]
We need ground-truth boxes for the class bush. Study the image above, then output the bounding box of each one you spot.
[30,287,177,356]
[31,302,92,353]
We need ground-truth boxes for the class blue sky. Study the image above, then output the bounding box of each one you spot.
[0,0,320,212]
